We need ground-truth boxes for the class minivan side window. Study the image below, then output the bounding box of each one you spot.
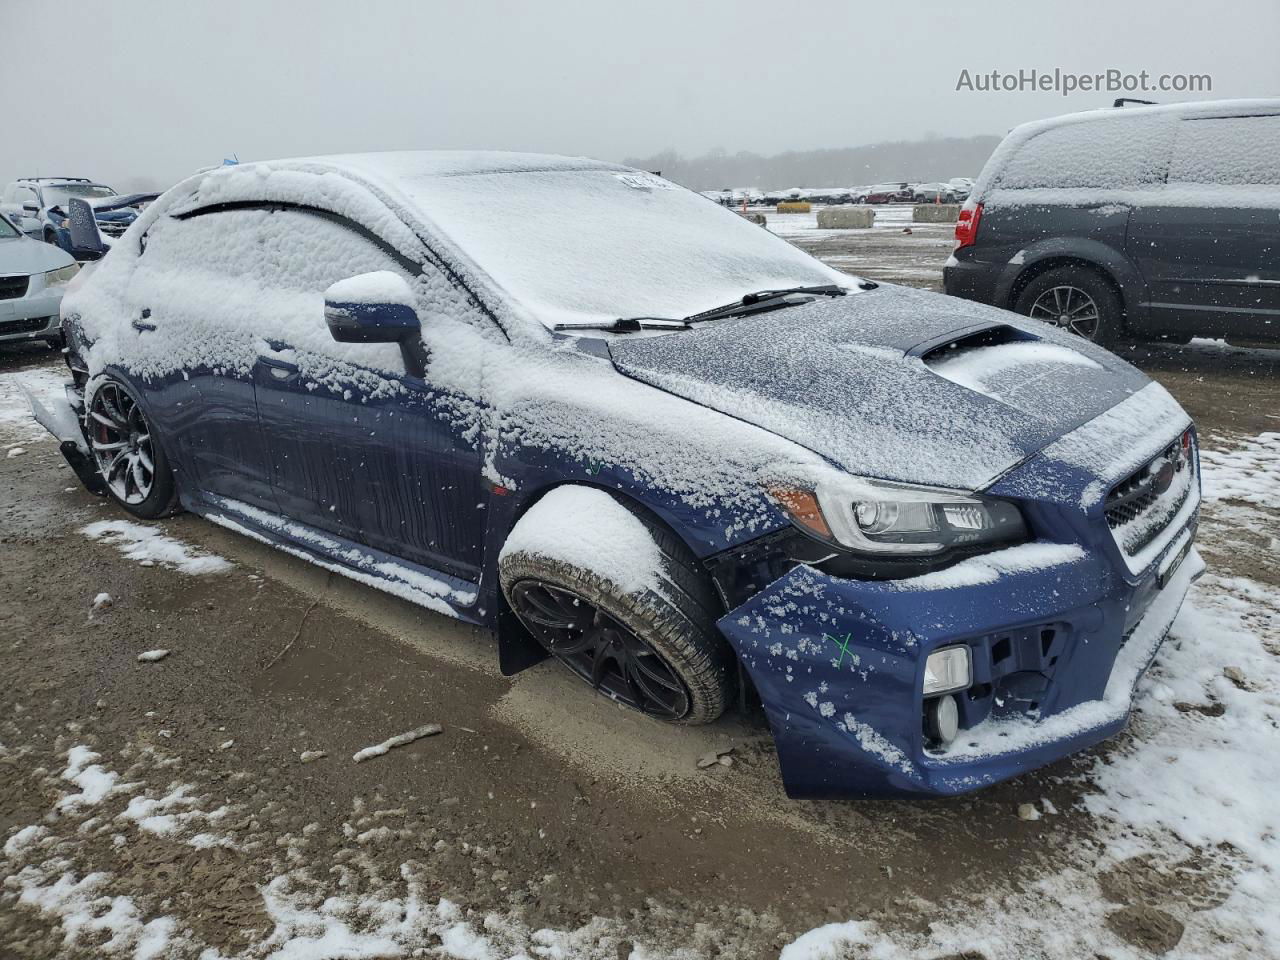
[1169,115,1280,186]
[996,115,1174,190]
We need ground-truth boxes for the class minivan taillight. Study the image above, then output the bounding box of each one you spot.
[954,202,983,250]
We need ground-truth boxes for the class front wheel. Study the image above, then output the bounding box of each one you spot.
[500,490,734,724]
[87,379,180,519]
[1014,265,1126,347]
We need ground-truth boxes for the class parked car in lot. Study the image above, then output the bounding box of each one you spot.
[945,98,1280,345]
[0,212,78,347]
[0,178,153,255]
[947,177,973,202]
[35,152,1202,797]
[912,182,958,204]
[856,183,913,204]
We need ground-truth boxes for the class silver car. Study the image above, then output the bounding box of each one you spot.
[0,213,78,347]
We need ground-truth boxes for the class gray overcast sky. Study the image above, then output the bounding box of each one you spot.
[3,0,1277,190]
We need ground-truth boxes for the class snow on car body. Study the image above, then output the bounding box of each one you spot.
[39,151,1202,796]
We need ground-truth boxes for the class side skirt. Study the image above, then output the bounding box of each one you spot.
[188,491,486,625]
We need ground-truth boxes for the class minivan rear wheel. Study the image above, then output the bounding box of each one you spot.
[1015,266,1125,347]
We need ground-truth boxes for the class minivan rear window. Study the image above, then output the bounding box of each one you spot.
[1169,115,1280,186]
[996,115,1174,190]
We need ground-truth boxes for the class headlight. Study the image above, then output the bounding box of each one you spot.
[43,263,80,285]
[768,476,1027,556]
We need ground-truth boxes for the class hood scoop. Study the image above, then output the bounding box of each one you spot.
[923,325,1103,408]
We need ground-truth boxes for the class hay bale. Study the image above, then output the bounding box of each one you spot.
[912,204,961,223]
[776,201,811,214]
[816,206,876,229]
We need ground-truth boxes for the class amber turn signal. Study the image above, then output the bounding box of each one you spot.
[768,485,832,540]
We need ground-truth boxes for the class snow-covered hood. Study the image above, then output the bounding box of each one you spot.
[608,285,1155,492]
[0,234,76,275]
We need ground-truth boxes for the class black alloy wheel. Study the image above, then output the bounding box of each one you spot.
[509,579,693,720]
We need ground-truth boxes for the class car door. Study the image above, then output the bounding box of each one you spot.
[1127,113,1280,340]
[124,207,278,511]
[247,207,486,581]
[7,186,44,238]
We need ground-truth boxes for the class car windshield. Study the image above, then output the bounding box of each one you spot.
[43,183,116,206]
[399,168,848,329]
[0,215,18,238]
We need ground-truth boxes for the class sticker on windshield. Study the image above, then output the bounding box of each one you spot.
[613,173,676,190]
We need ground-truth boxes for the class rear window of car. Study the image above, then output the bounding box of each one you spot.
[995,115,1174,190]
[1168,115,1280,186]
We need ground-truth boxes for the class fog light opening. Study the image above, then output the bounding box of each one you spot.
[926,694,960,746]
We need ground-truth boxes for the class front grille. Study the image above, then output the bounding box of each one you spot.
[1105,435,1194,555]
[97,220,130,237]
[0,275,29,300]
[0,316,50,336]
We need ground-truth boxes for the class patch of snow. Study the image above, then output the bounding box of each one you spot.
[58,746,127,811]
[1200,432,1280,506]
[893,542,1087,591]
[779,921,890,960]
[325,269,416,306]
[136,649,170,663]
[499,486,665,595]
[82,519,232,575]
[3,824,48,858]
[352,724,443,763]
[0,366,69,441]
[929,340,1100,401]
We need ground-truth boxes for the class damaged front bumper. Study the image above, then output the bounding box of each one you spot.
[717,530,1203,798]
[25,378,105,494]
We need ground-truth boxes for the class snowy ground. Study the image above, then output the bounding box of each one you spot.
[1,274,1278,958]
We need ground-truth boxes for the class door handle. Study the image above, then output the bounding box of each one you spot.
[257,355,300,382]
[132,309,156,333]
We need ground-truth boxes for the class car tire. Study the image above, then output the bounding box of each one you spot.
[43,229,58,246]
[1014,265,1126,347]
[86,378,180,520]
[499,497,734,724]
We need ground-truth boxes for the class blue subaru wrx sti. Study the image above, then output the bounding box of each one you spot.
[36,152,1202,797]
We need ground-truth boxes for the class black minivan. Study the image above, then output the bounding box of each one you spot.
[944,99,1280,346]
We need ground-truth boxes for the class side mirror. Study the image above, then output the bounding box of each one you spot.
[66,198,109,260]
[323,271,426,377]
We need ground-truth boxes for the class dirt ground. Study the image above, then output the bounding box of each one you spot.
[1,226,1277,958]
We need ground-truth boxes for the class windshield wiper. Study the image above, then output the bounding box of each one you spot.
[553,316,690,334]
[684,284,853,324]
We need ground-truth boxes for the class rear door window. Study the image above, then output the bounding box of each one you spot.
[997,115,1174,190]
[1169,115,1280,186]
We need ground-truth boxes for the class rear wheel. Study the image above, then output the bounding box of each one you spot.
[1015,265,1125,347]
[87,379,179,519]
[500,495,734,724]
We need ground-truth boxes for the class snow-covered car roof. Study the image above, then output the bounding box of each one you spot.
[172,151,853,332]
[974,98,1280,205]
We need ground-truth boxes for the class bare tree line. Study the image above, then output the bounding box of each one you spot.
[624,135,1002,190]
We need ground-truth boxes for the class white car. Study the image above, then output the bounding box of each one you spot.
[0,213,79,347]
